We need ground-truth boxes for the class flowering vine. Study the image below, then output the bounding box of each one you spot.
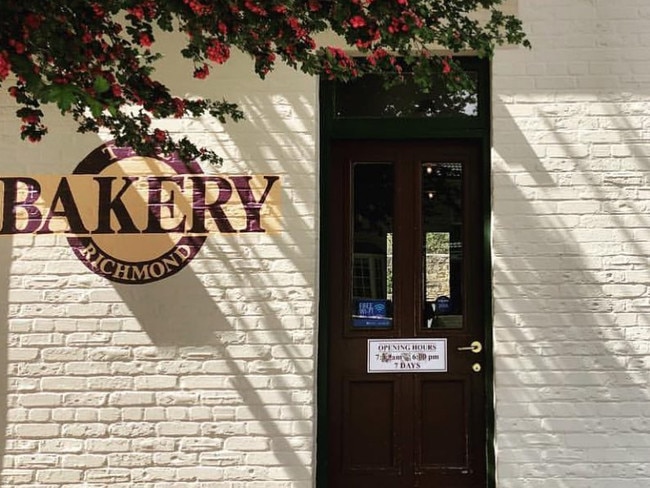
[0,0,529,165]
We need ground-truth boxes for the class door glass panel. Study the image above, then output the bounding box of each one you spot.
[351,163,394,329]
[422,162,463,329]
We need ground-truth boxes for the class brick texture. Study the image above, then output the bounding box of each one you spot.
[492,0,650,486]
[0,47,317,486]
[3,1,650,486]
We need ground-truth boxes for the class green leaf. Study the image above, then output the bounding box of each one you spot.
[93,76,111,94]
[56,89,77,113]
[106,104,119,118]
[87,98,105,118]
[41,85,77,113]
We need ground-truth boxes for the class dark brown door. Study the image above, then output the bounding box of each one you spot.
[326,140,487,488]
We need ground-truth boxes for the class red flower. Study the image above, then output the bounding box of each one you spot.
[244,0,267,16]
[0,52,11,81]
[206,40,230,64]
[129,7,145,20]
[91,3,105,17]
[9,39,25,54]
[193,64,209,79]
[184,0,212,16]
[22,114,40,124]
[350,15,366,28]
[172,97,186,117]
[153,128,167,142]
[442,57,451,75]
[24,13,41,30]
[327,47,345,57]
[139,33,153,47]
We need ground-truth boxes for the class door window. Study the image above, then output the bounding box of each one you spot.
[422,161,463,329]
[351,162,394,329]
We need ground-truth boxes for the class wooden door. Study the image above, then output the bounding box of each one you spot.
[326,140,487,488]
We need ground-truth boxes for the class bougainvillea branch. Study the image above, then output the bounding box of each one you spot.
[0,0,529,164]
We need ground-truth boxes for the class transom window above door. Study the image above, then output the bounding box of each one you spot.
[332,60,481,119]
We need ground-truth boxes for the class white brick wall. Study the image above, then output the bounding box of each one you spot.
[3,1,650,485]
[493,0,650,486]
[0,45,318,486]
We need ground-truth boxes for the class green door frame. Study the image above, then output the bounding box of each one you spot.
[316,56,495,488]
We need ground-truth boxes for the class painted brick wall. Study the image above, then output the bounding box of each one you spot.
[4,1,650,486]
[0,45,318,486]
[492,1,650,486]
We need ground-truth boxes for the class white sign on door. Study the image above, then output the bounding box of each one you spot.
[367,339,447,373]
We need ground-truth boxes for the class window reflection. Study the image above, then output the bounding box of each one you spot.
[335,71,479,119]
[422,162,463,329]
[351,163,394,329]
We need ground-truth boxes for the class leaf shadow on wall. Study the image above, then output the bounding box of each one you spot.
[492,95,650,484]
[114,266,224,346]
[105,83,317,482]
[0,238,9,472]
[109,210,314,484]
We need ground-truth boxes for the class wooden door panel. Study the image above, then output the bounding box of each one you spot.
[342,377,400,473]
[416,378,469,468]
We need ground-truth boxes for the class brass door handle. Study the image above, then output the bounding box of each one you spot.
[457,341,482,353]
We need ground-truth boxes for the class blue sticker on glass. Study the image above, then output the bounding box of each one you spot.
[435,296,451,315]
[353,298,392,327]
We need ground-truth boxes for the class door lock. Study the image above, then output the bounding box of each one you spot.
[457,341,482,354]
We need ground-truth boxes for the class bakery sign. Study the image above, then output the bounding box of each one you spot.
[0,142,281,284]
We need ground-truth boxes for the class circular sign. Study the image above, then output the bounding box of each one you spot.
[67,142,206,284]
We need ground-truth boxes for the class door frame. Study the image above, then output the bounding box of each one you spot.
[317,56,494,488]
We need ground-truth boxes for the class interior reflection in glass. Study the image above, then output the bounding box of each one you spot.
[351,163,394,329]
[422,162,463,329]
[335,71,478,119]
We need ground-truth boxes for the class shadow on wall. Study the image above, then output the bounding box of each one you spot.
[0,238,9,472]
[1,5,650,482]
[0,52,317,483]
[492,9,650,478]
[0,86,108,476]
[493,98,650,485]
[106,75,316,482]
[114,272,227,347]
